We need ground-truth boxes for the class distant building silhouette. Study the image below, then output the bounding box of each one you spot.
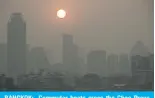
[28,47,51,72]
[148,54,154,70]
[63,34,73,65]
[62,34,79,74]
[130,41,153,77]
[25,44,30,74]
[119,54,131,76]
[131,41,149,57]
[87,50,106,77]
[107,54,118,77]
[0,44,7,74]
[78,57,86,75]
[131,55,152,76]
[7,13,26,79]
[78,48,87,75]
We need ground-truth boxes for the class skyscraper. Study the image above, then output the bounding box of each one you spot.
[107,54,118,77]
[62,34,79,74]
[119,54,130,76]
[7,13,26,78]
[63,34,73,66]
[87,50,106,77]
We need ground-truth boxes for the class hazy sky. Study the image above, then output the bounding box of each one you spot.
[0,0,153,64]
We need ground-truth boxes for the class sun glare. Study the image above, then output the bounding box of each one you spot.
[57,9,66,19]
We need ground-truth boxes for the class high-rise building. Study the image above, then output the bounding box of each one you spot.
[7,13,26,78]
[62,34,79,74]
[107,54,118,77]
[87,50,106,77]
[119,54,131,76]
[63,34,73,65]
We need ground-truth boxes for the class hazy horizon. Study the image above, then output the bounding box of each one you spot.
[0,0,153,64]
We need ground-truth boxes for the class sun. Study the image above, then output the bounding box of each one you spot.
[57,9,66,19]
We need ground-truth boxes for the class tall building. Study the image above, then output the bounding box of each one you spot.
[87,50,106,77]
[119,54,131,76]
[107,54,118,77]
[63,34,73,66]
[7,13,26,78]
[62,34,79,74]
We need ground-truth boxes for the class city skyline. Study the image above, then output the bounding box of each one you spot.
[0,12,153,76]
[0,1,153,90]
[0,0,153,91]
[0,0,153,64]
[0,35,152,76]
